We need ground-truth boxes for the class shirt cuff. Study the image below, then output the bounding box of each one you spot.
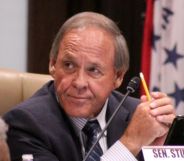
[101,140,138,161]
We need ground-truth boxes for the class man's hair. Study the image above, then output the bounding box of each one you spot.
[50,11,129,72]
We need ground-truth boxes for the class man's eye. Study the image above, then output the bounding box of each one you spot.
[88,67,102,78]
[62,61,76,73]
[64,62,74,69]
[91,68,99,73]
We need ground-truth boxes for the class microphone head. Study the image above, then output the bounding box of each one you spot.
[127,77,140,93]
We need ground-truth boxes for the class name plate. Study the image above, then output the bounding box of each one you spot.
[142,146,184,161]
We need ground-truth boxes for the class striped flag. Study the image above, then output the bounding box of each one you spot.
[142,0,184,115]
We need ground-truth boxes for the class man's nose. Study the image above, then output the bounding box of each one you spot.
[72,70,88,90]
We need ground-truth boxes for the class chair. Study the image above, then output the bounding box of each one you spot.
[0,68,52,115]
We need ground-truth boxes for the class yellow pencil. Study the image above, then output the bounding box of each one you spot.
[139,72,151,101]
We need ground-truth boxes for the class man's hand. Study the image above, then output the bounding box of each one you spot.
[147,92,175,145]
[120,92,176,156]
[148,92,175,126]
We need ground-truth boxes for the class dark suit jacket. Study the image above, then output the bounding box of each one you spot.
[3,81,140,161]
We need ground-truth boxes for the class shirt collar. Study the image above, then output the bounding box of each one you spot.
[95,99,108,133]
[70,99,109,135]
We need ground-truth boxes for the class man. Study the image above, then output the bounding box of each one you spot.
[4,12,175,161]
[0,118,10,161]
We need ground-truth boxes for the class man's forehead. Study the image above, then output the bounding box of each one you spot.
[62,26,113,41]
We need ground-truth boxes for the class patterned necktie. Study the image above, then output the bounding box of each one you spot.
[83,120,103,161]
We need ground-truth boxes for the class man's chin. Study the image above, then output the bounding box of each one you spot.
[64,108,95,118]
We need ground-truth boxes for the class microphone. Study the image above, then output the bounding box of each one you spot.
[82,77,140,161]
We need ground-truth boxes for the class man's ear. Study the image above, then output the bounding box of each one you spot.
[114,70,125,89]
[49,57,56,78]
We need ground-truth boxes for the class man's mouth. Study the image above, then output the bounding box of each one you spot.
[69,95,88,100]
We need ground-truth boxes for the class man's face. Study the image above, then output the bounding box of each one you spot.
[50,27,124,118]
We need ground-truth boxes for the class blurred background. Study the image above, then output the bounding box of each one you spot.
[1,0,184,114]
[0,0,146,96]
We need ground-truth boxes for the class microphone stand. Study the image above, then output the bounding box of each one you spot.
[82,90,131,161]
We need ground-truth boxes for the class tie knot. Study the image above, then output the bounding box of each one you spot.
[83,120,101,136]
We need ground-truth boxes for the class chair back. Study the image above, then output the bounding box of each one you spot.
[0,68,52,115]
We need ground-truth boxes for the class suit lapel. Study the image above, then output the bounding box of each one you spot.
[106,93,131,147]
